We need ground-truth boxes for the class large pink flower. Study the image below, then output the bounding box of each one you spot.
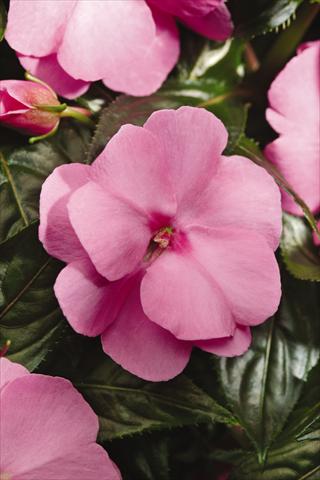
[264,41,320,216]
[39,107,282,381]
[5,0,232,99]
[0,358,121,479]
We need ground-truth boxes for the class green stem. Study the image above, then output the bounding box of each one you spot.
[29,122,59,144]
[35,103,67,113]
[60,107,95,128]
[260,2,320,84]
[0,151,29,225]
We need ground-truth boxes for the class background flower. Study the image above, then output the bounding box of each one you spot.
[264,41,320,216]
[39,107,282,381]
[5,0,232,98]
[0,357,121,480]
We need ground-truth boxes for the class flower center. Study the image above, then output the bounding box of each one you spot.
[152,226,173,249]
[144,226,174,262]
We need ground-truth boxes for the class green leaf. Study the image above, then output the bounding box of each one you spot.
[70,348,236,441]
[0,123,91,243]
[232,436,320,479]
[107,433,171,480]
[218,273,320,463]
[87,39,247,162]
[0,0,6,42]
[231,367,320,479]
[235,136,320,233]
[281,214,320,282]
[0,224,65,371]
[233,0,303,38]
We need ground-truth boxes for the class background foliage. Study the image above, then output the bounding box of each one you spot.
[0,0,319,478]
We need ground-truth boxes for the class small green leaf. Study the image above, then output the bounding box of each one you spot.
[70,348,236,441]
[0,123,91,243]
[281,214,320,282]
[0,224,65,371]
[0,0,7,42]
[218,273,320,463]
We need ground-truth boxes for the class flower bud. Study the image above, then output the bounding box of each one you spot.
[0,79,62,137]
[0,76,92,143]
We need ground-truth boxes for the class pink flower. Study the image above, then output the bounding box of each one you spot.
[39,107,282,381]
[0,358,121,479]
[0,79,60,136]
[5,0,232,99]
[264,41,320,216]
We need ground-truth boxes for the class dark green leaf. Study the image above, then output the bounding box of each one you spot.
[107,433,171,480]
[71,348,236,441]
[233,0,303,38]
[0,0,6,42]
[0,224,65,371]
[231,366,320,479]
[218,273,320,463]
[281,214,320,282]
[231,436,320,480]
[0,123,91,243]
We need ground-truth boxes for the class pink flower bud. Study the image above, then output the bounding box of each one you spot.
[0,79,62,137]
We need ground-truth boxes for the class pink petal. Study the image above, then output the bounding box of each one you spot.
[0,79,58,108]
[265,134,320,216]
[54,259,128,337]
[148,0,222,17]
[179,3,233,41]
[0,358,29,390]
[144,107,228,215]
[141,250,234,341]
[39,164,90,263]
[267,42,320,135]
[0,375,101,475]
[68,181,151,281]
[102,273,192,381]
[195,325,252,356]
[0,88,28,114]
[91,124,176,220]
[58,1,179,96]
[6,0,76,57]
[179,155,282,250]
[187,227,281,327]
[265,42,320,215]
[15,445,121,480]
[19,54,90,100]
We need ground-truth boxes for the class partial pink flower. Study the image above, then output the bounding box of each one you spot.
[264,41,320,216]
[39,107,282,381]
[0,357,121,480]
[5,0,232,99]
[0,79,60,136]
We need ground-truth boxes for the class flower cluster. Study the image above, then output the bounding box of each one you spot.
[5,0,232,98]
[1,0,319,477]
